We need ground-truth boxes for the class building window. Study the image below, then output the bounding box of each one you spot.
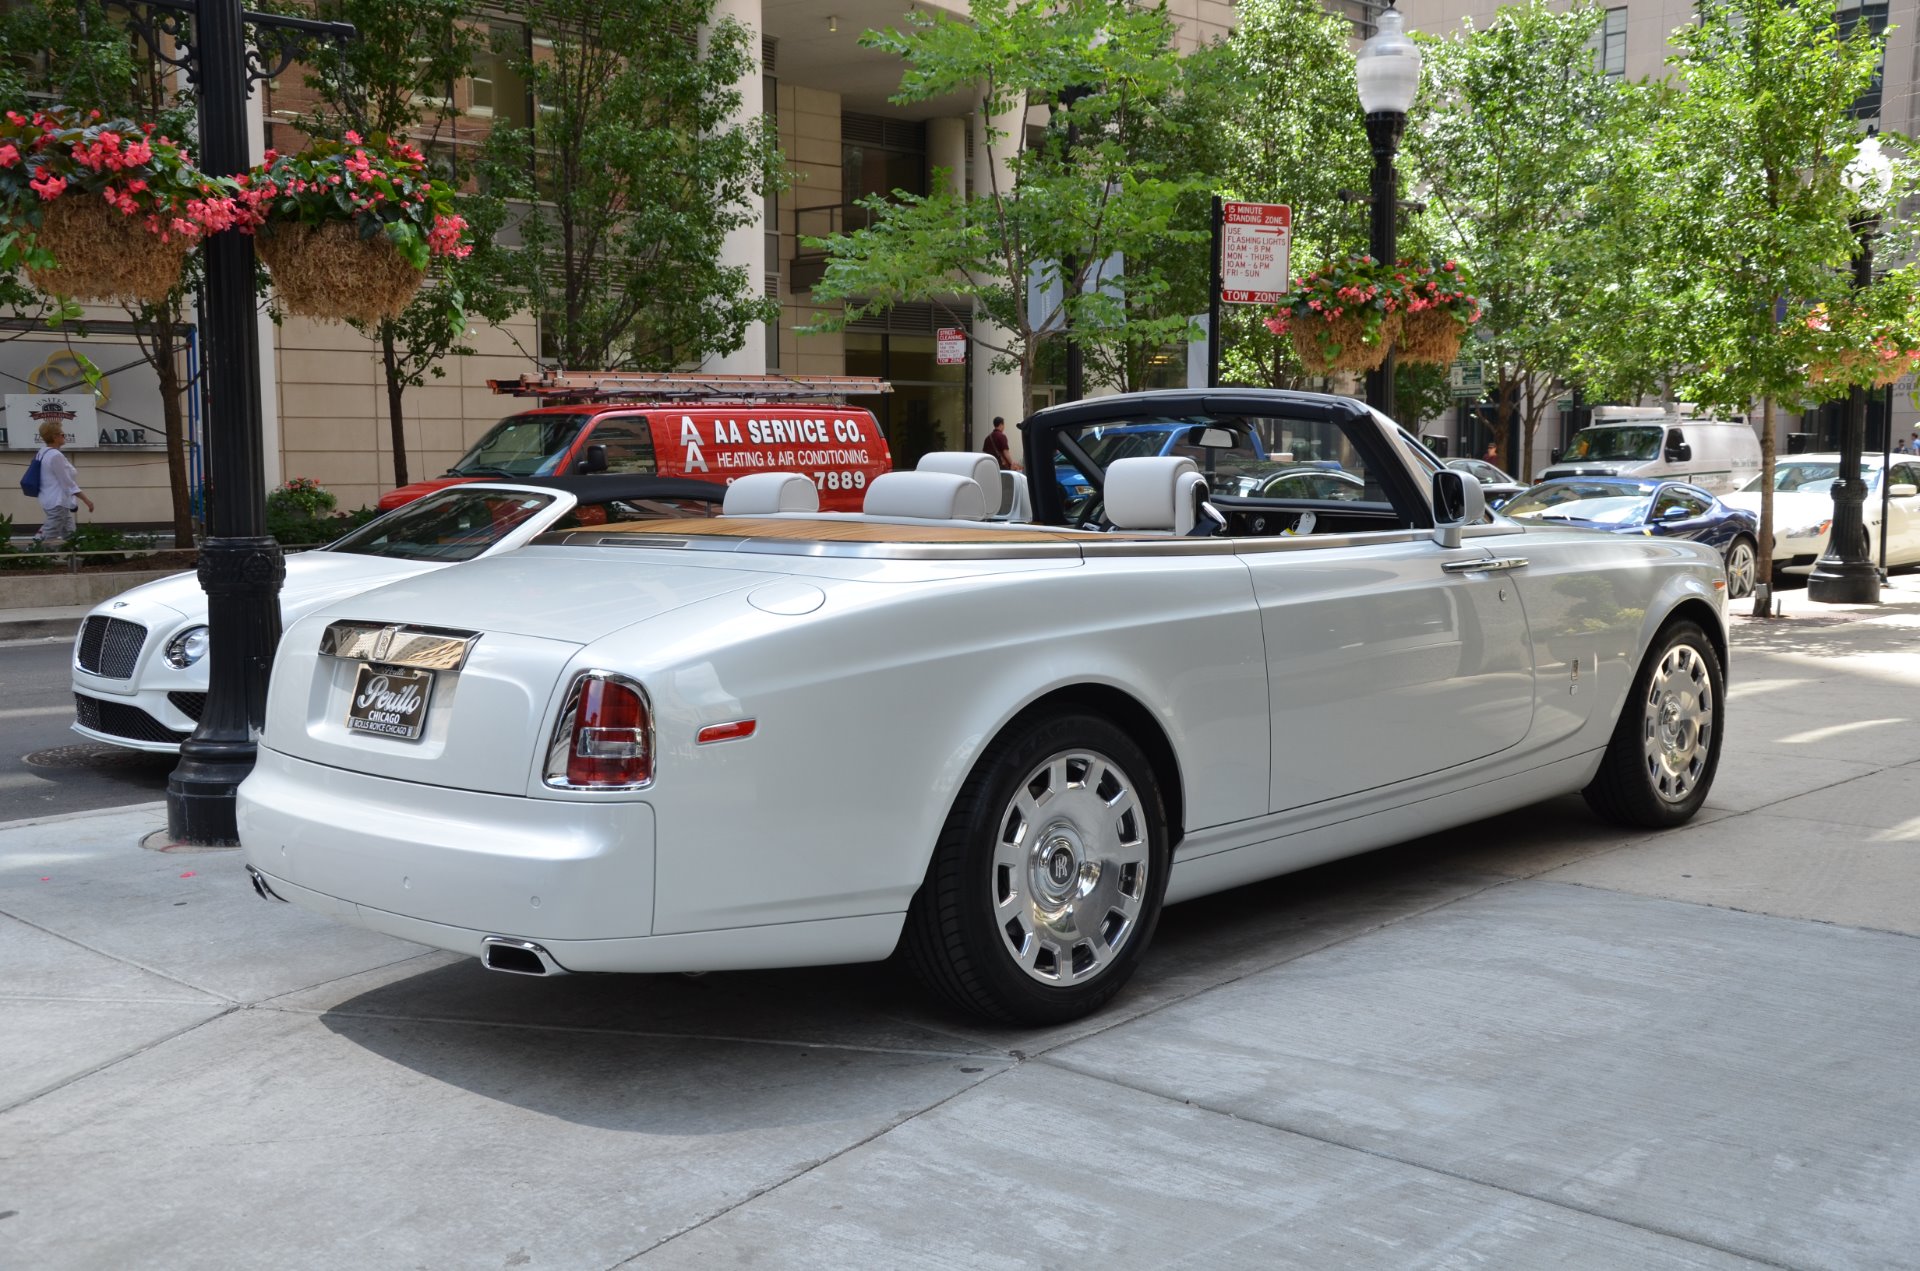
[1836,0,1889,124]
[1591,7,1627,79]
[842,114,927,232]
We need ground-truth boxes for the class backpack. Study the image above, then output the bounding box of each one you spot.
[19,452,43,499]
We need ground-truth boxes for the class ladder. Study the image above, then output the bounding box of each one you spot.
[488,370,893,402]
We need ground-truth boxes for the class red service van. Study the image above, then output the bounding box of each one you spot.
[378,373,893,513]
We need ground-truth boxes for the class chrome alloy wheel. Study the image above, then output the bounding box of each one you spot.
[1642,643,1714,803]
[991,748,1149,985]
[1725,540,1756,599]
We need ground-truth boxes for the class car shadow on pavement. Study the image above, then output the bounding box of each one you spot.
[310,792,1628,1124]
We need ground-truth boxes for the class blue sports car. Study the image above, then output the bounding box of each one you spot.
[1502,476,1760,599]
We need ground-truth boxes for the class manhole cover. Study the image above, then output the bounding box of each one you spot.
[24,744,172,771]
[141,828,239,853]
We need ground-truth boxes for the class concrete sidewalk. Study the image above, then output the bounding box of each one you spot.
[3,591,1919,1269]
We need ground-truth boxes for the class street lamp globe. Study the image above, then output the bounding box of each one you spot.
[1844,132,1895,210]
[1357,5,1423,116]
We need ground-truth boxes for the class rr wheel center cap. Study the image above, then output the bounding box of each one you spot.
[1036,832,1084,901]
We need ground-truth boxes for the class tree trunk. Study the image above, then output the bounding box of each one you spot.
[134,306,196,548]
[1493,375,1517,473]
[380,323,410,487]
[1752,396,1776,618]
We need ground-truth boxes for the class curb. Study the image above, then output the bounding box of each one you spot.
[0,617,80,641]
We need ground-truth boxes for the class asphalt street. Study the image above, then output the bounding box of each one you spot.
[0,636,175,818]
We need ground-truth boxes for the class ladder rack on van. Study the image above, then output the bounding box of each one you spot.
[488,370,893,402]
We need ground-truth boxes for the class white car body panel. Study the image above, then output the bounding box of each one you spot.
[1721,456,1920,572]
[239,493,1727,974]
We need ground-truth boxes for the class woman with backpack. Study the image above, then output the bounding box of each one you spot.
[25,419,94,544]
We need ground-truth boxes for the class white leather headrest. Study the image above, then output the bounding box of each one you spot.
[1105,456,1206,535]
[916,452,1001,513]
[862,470,987,520]
[723,472,819,516]
[997,469,1032,522]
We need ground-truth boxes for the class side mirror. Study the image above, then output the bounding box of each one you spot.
[1432,469,1486,549]
[1661,505,1690,521]
[1666,441,1692,462]
[1549,448,1563,464]
[576,444,609,474]
[1891,483,1918,498]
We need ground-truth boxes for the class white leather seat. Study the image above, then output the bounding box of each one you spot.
[862,470,988,521]
[722,472,819,516]
[1104,456,1211,535]
[997,469,1032,522]
[915,452,1001,513]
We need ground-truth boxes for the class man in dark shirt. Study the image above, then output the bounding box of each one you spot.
[983,416,1021,470]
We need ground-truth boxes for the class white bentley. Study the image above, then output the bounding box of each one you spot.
[238,390,1729,1023]
[69,476,721,752]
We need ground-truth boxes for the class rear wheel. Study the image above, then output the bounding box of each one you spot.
[1583,620,1724,827]
[903,713,1169,1024]
[1724,537,1757,599]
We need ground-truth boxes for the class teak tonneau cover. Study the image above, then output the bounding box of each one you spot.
[562,517,1115,544]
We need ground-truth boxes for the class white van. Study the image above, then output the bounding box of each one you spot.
[1540,407,1762,494]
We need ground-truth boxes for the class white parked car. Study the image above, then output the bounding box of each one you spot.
[1719,454,1920,575]
[70,476,722,752]
[238,390,1729,1024]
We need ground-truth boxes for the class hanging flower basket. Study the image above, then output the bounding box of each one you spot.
[1,107,239,305]
[1393,260,1482,366]
[255,220,424,322]
[1799,293,1920,392]
[23,195,191,304]
[245,132,471,326]
[1286,310,1403,374]
[1267,254,1405,376]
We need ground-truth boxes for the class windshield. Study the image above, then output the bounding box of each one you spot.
[1561,426,1662,463]
[447,413,594,477]
[1738,461,1877,494]
[328,488,557,561]
[1503,481,1656,526]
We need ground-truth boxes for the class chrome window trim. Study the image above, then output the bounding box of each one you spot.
[543,669,656,791]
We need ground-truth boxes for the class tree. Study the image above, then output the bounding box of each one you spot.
[806,0,1202,402]
[1660,0,1906,614]
[1405,0,1626,478]
[298,0,514,488]
[1213,0,1371,389]
[479,0,779,371]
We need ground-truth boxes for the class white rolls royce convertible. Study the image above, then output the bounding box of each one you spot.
[238,390,1729,1024]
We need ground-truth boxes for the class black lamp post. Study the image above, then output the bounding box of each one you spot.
[111,0,355,842]
[1355,2,1421,421]
[1808,133,1894,606]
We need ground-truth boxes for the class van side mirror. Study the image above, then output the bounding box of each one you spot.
[1432,469,1485,549]
[1666,440,1692,462]
[576,444,609,474]
[1549,448,1563,464]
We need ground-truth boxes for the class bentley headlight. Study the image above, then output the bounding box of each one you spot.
[164,625,210,669]
[1781,518,1831,540]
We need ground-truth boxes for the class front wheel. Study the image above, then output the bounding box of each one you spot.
[1583,620,1724,827]
[1724,536,1757,599]
[902,713,1170,1024]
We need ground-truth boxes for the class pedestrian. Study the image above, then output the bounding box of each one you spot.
[1481,441,1499,466]
[983,415,1021,471]
[1907,431,1919,455]
[28,420,93,544]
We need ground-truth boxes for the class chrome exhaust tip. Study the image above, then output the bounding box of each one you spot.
[481,936,569,976]
[246,865,289,903]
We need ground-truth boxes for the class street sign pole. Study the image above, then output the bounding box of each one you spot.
[1207,196,1223,389]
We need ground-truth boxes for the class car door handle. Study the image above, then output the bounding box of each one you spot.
[1443,556,1530,574]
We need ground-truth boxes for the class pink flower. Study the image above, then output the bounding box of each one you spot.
[28,169,66,200]
[344,130,362,144]
[0,142,16,167]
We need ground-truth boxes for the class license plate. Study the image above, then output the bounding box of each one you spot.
[345,663,435,741]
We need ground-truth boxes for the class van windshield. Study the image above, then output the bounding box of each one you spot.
[446,413,594,477]
[1561,426,1662,462]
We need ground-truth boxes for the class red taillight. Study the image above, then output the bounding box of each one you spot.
[550,674,652,788]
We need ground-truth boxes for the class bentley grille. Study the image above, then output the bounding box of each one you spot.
[76,616,147,679]
[74,693,189,745]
